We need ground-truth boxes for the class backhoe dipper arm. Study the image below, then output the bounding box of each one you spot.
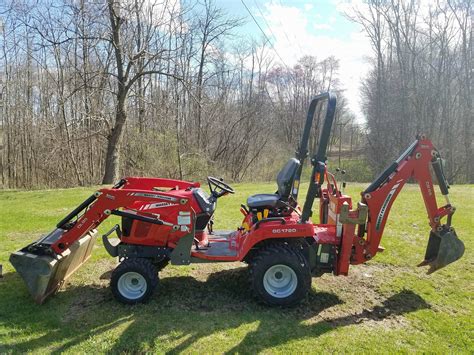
[352,137,464,272]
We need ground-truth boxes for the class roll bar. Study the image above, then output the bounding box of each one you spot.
[292,92,337,223]
[295,92,338,164]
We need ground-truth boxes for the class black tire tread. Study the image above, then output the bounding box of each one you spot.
[153,259,169,272]
[111,258,158,304]
[249,243,311,306]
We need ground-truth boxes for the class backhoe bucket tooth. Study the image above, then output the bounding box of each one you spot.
[9,230,97,304]
[418,227,464,274]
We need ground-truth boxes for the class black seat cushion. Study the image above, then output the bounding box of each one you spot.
[246,158,300,210]
[246,194,280,208]
[276,158,300,199]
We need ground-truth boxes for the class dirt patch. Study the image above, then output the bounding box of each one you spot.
[301,264,429,329]
[190,262,243,281]
[323,287,425,330]
[60,259,117,323]
[80,258,118,285]
[318,264,388,308]
[61,284,110,323]
[329,309,411,330]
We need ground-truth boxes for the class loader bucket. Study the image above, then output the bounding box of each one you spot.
[9,230,98,304]
[418,227,464,274]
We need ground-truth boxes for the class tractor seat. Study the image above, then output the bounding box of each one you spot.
[247,158,300,209]
[247,194,280,208]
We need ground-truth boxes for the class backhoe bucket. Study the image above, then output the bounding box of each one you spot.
[418,227,464,274]
[9,230,97,304]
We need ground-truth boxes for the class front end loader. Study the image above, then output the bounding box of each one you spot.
[9,92,465,306]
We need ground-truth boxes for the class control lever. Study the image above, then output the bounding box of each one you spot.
[341,169,347,194]
[335,168,347,194]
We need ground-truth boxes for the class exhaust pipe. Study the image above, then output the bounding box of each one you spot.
[418,225,465,274]
[10,230,98,304]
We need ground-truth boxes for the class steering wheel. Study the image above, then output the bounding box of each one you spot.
[207,176,235,198]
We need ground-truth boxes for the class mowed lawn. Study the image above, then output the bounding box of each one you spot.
[0,182,472,353]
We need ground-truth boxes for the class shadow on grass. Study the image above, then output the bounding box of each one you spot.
[0,267,430,353]
[225,288,430,354]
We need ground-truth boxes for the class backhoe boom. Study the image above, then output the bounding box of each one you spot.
[351,137,464,273]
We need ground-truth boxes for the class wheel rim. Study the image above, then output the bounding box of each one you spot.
[117,272,147,300]
[263,264,298,298]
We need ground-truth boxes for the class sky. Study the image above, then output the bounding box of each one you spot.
[215,0,373,122]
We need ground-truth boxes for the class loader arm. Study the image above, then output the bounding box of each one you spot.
[10,181,195,303]
[48,188,192,254]
[351,137,464,273]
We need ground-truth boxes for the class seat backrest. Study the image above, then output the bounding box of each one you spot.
[276,158,300,199]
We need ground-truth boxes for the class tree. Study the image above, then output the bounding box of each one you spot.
[193,0,242,150]
[102,0,182,183]
[351,0,473,182]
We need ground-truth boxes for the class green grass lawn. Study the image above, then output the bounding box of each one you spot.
[0,182,473,353]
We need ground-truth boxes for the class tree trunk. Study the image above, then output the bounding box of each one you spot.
[102,95,127,184]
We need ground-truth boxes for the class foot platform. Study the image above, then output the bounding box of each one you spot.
[193,231,238,258]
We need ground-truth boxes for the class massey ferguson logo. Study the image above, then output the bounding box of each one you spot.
[140,202,178,210]
[130,192,177,202]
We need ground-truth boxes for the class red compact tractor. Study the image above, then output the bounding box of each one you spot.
[10,92,465,306]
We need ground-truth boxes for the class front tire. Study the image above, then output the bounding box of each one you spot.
[111,258,158,304]
[249,244,311,306]
[153,258,169,272]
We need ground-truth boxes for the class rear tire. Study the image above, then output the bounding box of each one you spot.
[249,244,311,306]
[111,258,158,304]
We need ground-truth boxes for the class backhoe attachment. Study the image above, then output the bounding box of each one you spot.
[419,226,465,274]
[360,137,464,274]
